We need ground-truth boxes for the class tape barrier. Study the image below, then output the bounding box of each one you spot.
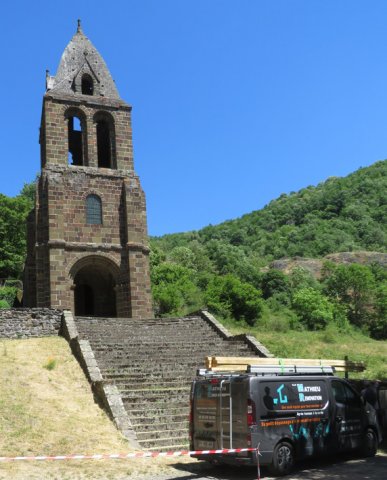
[0,448,257,462]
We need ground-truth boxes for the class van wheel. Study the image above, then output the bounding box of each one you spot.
[269,441,294,476]
[362,428,378,457]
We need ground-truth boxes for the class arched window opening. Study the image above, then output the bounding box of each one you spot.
[97,120,112,168]
[81,74,94,95]
[86,194,102,225]
[68,115,84,166]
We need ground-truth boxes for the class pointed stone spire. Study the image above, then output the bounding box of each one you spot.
[47,23,120,99]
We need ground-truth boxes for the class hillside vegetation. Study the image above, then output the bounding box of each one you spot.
[155,160,387,259]
[151,161,387,340]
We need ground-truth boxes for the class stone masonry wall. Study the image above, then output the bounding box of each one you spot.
[0,309,62,338]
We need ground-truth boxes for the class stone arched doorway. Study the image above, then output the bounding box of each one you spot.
[70,256,119,317]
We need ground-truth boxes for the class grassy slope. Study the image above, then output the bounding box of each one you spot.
[0,337,188,480]
[219,318,387,380]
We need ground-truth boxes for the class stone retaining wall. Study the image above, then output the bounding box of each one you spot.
[60,310,139,447]
[0,308,62,338]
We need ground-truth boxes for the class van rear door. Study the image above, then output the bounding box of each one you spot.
[192,377,249,450]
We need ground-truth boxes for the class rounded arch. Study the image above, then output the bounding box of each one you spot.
[69,255,120,317]
[64,107,88,166]
[93,110,116,169]
[68,253,120,280]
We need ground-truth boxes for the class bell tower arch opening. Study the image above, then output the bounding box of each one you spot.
[65,108,87,166]
[94,111,116,169]
[70,256,119,317]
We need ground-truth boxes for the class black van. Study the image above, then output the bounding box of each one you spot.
[190,367,382,476]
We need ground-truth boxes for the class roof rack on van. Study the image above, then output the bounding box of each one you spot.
[205,356,365,374]
[197,364,335,378]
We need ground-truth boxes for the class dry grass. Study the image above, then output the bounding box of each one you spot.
[0,337,197,479]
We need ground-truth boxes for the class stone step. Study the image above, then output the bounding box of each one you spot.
[131,418,189,430]
[119,387,190,399]
[137,435,189,449]
[89,339,230,348]
[136,427,188,442]
[106,378,189,389]
[122,392,188,405]
[142,442,190,452]
[97,362,203,371]
[103,372,192,381]
[117,385,190,395]
[91,345,242,354]
[127,405,189,419]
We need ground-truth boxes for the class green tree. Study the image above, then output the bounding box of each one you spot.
[324,264,376,327]
[261,269,290,299]
[151,262,202,316]
[289,267,319,292]
[292,287,334,330]
[205,274,263,326]
[0,194,33,279]
[19,180,37,204]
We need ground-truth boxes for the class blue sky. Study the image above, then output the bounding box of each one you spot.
[1,1,387,235]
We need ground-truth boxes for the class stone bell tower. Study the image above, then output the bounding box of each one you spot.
[24,21,153,318]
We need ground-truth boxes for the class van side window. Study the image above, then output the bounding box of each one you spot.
[344,384,362,407]
[332,381,362,407]
[332,381,346,404]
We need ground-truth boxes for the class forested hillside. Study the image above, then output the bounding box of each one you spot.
[154,160,387,259]
[151,161,387,338]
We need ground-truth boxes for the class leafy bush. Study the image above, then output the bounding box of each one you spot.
[261,269,290,299]
[151,262,203,317]
[292,288,334,330]
[205,274,263,326]
[0,286,17,307]
[324,263,376,327]
[0,300,10,309]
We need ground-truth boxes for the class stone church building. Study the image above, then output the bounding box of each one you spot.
[24,22,153,319]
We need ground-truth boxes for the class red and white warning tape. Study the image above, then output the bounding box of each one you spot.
[0,448,256,462]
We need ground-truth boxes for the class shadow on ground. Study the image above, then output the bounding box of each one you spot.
[164,452,387,480]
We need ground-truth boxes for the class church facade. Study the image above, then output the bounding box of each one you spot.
[24,22,153,318]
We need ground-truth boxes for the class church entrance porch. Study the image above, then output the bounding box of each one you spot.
[70,256,119,317]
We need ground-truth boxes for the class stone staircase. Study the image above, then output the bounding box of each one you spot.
[74,314,264,451]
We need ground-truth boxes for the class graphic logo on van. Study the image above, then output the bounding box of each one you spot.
[296,383,323,402]
[273,384,288,405]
